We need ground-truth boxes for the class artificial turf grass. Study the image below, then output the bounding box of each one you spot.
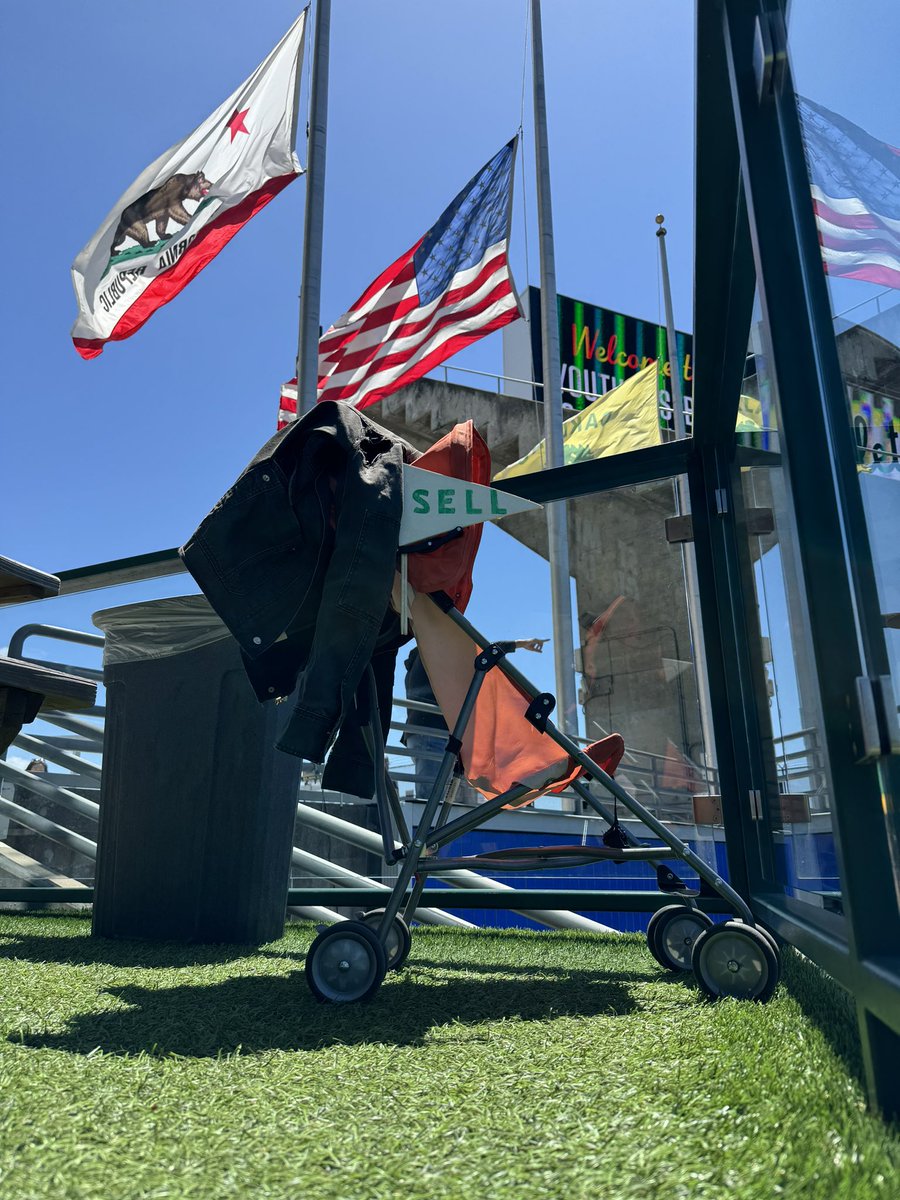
[0,915,897,1200]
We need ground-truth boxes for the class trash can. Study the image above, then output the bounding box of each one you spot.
[91,594,299,943]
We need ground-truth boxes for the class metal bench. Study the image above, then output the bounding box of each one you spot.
[0,557,97,754]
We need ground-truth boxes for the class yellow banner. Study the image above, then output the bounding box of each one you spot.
[495,363,764,481]
[495,363,661,481]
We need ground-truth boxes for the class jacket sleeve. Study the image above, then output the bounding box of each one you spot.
[321,641,399,797]
[275,440,404,762]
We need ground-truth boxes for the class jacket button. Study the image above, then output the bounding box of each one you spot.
[262,474,270,482]
[268,686,275,693]
[253,636,262,645]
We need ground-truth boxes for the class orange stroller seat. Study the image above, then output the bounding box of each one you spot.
[407,584,624,807]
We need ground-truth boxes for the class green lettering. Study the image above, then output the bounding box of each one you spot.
[412,488,430,514]
[464,489,483,515]
[489,490,508,516]
[437,489,455,514]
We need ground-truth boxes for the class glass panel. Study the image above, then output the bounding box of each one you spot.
[493,314,767,483]
[568,482,715,817]
[491,351,679,483]
[740,296,843,911]
[789,1,900,720]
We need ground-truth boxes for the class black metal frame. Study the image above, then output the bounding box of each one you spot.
[709,0,900,1118]
[362,592,759,958]
[465,0,900,1118]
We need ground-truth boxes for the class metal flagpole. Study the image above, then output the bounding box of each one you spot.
[529,0,579,746]
[656,214,688,444]
[656,214,717,783]
[296,0,331,416]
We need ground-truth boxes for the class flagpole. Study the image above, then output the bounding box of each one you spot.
[656,214,717,784]
[530,0,579,752]
[296,0,331,415]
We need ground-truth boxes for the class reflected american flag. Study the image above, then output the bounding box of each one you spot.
[798,96,900,290]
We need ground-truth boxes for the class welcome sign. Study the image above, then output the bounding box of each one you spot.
[522,286,693,426]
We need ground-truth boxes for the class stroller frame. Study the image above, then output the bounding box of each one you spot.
[304,591,782,1005]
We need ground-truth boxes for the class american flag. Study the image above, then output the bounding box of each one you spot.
[278,138,521,426]
[797,96,900,290]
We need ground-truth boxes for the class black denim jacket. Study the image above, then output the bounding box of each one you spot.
[180,401,419,792]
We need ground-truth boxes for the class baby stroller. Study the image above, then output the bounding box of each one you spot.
[302,426,783,1007]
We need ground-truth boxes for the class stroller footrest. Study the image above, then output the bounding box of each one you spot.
[419,843,670,873]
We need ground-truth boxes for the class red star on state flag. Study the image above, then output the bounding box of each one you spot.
[227,108,250,141]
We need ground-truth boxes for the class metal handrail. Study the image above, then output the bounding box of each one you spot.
[431,360,697,415]
[7,623,104,661]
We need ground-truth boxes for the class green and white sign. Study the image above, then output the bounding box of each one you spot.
[399,464,542,545]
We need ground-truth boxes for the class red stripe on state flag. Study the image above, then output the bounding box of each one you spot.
[73,172,298,360]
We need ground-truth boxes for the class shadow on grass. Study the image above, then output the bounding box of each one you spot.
[0,932,291,970]
[409,956,661,984]
[11,961,644,1058]
[780,948,865,1084]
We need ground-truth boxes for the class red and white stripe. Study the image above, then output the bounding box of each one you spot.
[812,185,900,288]
[277,378,298,428]
[315,237,519,411]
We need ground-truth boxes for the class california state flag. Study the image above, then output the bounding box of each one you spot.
[71,10,306,359]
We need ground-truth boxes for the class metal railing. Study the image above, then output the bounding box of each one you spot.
[0,616,833,917]
[0,620,705,913]
[428,360,696,418]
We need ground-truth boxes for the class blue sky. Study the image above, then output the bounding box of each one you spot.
[2,0,695,579]
[1,1,897,740]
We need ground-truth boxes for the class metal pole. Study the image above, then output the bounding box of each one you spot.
[656,214,687,441]
[656,215,718,780]
[296,0,331,415]
[530,0,579,747]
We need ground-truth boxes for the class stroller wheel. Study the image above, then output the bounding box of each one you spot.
[305,920,387,1003]
[647,905,713,972]
[357,908,412,971]
[691,921,781,1002]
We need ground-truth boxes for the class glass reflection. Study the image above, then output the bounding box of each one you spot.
[790,0,900,720]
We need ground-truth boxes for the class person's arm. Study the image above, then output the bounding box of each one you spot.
[514,637,549,653]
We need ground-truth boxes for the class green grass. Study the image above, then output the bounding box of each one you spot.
[0,915,897,1200]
